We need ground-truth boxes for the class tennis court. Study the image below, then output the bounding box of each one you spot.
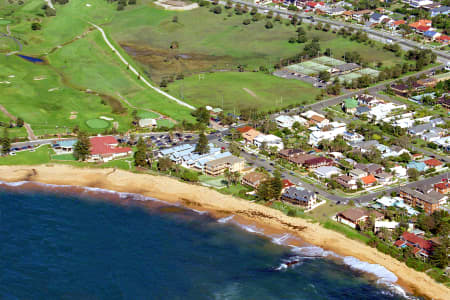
[301,61,331,72]
[356,68,380,77]
[312,56,346,67]
[338,72,361,83]
[286,64,317,76]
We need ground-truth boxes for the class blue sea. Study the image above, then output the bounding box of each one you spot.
[0,182,412,300]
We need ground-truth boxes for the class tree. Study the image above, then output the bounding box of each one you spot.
[73,131,91,161]
[16,117,24,127]
[31,22,41,30]
[172,16,178,23]
[134,137,148,167]
[211,5,222,14]
[191,107,210,124]
[158,157,173,172]
[229,142,240,156]
[195,132,210,154]
[407,168,420,181]
[1,128,11,155]
[243,19,251,25]
[265,21,273,29]
[318,71,331,82]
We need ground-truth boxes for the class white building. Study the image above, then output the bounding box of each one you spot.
[308,123,347,146]
[275,115,307,129]
[342,131,364,143]
[402,0,433,8]
[391,165,407,178]
[139,118,157,128]
[301,110,325,119]
[314,166,341,178]
[368,103,407,121]
[254,134,284,150]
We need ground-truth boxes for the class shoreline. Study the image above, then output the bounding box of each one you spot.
[0,164,448,300]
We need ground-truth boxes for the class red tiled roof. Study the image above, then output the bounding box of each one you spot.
[361,174,377,185]
[90,136,131,156]
[393,20,405,26]
[409,19,431,29]
[282,179,295,189]
[436,35,450,41]
[424,158,443,167]
[416,25,431,32]
[237,126,253,133]
[394,240,405,247]
[401,232,433,253]
[412,247,421,255]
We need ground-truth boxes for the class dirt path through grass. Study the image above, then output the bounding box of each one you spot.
[0,104,36,140]
[243,87,257,98]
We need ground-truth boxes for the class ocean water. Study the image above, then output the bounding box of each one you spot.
[0,185,410,300]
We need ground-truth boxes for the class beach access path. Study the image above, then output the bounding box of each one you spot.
[89,22,195,110]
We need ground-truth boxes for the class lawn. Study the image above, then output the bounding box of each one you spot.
[0,145,51,165]
[322,220,370,244]
[166,71,321,112]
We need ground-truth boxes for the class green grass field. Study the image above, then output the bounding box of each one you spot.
[86,118,110,129]
[0,145,51,165]
[167,72,321,111]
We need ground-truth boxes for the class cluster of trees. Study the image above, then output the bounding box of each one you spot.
[256,171,283,201]
[405,49,437,71]
[157,157,199,182]
[317,136,351,153]
[195,132,210,154]
[432,14,449,35]
[343,51,361,64]
[383,43,402,55]
[0,129,11,155]
[134,137,154,167]
[73,131,91,161]
[111,0,136,11]
[289,26,307,44]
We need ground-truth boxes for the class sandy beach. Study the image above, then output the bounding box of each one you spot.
[0,164,448,300]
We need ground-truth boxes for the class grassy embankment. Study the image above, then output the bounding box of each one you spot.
[0,0,193,138]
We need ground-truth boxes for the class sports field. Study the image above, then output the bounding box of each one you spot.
[167,72,321,111]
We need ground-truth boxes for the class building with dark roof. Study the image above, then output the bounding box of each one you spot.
[304,156,334,169]
[281,187,317,209]
[399,186,447,214]
[336,208,383,229]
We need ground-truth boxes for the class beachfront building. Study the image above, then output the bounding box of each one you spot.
[52,139,77,154]
[204,155,245,176]
[88,136,132,163]
[254,134,284,151]
[241,172,268,189]
[394,232,433,259]
[336,208,383,229]
[281,187,317,210]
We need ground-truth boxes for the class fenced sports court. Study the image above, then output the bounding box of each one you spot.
[312,56,346,67]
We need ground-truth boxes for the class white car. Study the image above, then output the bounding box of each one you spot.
[9,152,16,156]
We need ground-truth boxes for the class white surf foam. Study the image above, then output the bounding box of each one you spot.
[218,215,234,224]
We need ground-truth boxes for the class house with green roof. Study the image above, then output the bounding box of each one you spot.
[343,98,358,114]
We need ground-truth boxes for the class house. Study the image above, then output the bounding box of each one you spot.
[336,175,358,190]
[237,126,253,134]
[369,12,388,24]
[281,187,317,209]
[52,139,77,153]
[138,118,157,128]
[392,165,407,178]
[275,115,308,128]
[434,179,450,194]
[355,163,384,175]
[314,166,341,178]
[423,30,440,40]
[399,186,447,214]
[424,158,443,170]
[289,154,316,166]
[302,110,325,120]
[343,98,358,114]
[374,220,400,233]
[394,232,433,259]
[430,5,450,17]
[408,123,433,136]
[375,172,394,185]
[352,9,372,22]
[416,77,438,88]
[336,208,383,229]
[388,19,405,30]
[390,84,410,97]
[278,148,304,160]
[241,172,268,189]
[436,35,450,44]
[310,115,329,128]
[304,156,334,169]
[342,131,364,143]
[360,174,377,188]
[242,129,261,144]
[89,136,132,162]
[204,155,245,176]
[352,140,380,153]
[349,168,367,179]
[254,134,284,150]
[367,102,407,121]
[407,161,427,172]
[327,6,346,16]
[356,106,370,116]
